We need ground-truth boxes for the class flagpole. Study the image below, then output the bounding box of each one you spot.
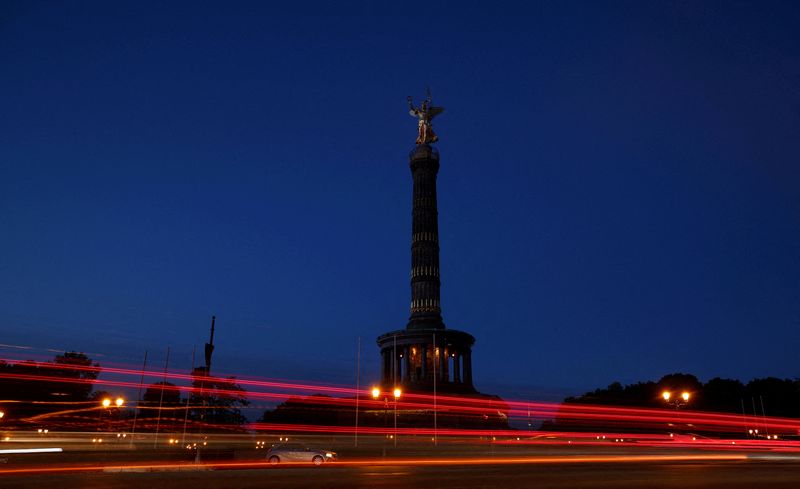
[129,350,147,448]
[354,336,361,447]
[153,346,170,449]
[181,346,195,445]
[433,332,437,446]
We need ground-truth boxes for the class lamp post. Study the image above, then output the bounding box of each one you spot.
[372,387,402,449]
[114,398,125,437]
[662,391,690,434]
[661,391,690,409]
[393,388,401,448]
[100,397,125,433]
[371,387,384,455]
[100,398,111,432]
[371,388,384,428]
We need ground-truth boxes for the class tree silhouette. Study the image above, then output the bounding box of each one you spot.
[744,377,800,419]
[260,394,340,426]
[0,351,101,426]
[142,381,182,406]
[51,352,100,402]
[698,377,745,412]
[551,373,800,434]
[187,368,249,429]
[136,381,183,422]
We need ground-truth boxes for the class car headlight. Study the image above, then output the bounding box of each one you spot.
[325,452,333,458]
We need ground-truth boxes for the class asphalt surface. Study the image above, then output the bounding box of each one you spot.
[4,433,800,488]
[3,458,800,488]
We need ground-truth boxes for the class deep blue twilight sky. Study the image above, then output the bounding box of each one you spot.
[1,1,798,400]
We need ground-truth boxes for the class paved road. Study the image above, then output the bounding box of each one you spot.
[4,435,800,488]
[3,458,800,489]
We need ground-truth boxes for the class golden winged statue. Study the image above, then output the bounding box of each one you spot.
[408,89,444,145]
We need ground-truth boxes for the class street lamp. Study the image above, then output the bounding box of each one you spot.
[99,398,111,431]
[661,391,690,408]
[393,387,401,448]
[662,390,691,435]
[371,386,388,456]
[371,387,402,448]
[100,397,125,432]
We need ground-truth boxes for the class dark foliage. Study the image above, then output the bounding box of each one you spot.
[187,367,249,429]
[260,394,344,426]
[547,373,800,433]
[0,352,100,425]
[259,393,510,430]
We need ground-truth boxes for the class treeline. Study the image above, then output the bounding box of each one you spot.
[537,373,800,435]
[135,368,250,430]
[0,352,249,431]
[259,393,511,431]
[0,352,100,421]
[563,373,800,418]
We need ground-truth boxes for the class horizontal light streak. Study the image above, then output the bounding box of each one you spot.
[0,357,356,395]
[0,453,750,476]
[3,355,800,437]
[0,354,790,428]
[0,448,63,454]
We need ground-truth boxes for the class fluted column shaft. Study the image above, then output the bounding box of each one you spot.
[408,145,445,329]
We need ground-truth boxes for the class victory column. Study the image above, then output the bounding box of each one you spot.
[376,91,478,395]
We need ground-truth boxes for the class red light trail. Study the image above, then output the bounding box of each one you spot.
[0,453,754,477]
[2,352,800,439]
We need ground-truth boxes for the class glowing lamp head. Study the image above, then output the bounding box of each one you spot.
[371,387,380,399]
[115,397,124,407]
[662,391,671,401]
[102,398,111,408]
[393,388,402,399]
[681,392,690,402]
